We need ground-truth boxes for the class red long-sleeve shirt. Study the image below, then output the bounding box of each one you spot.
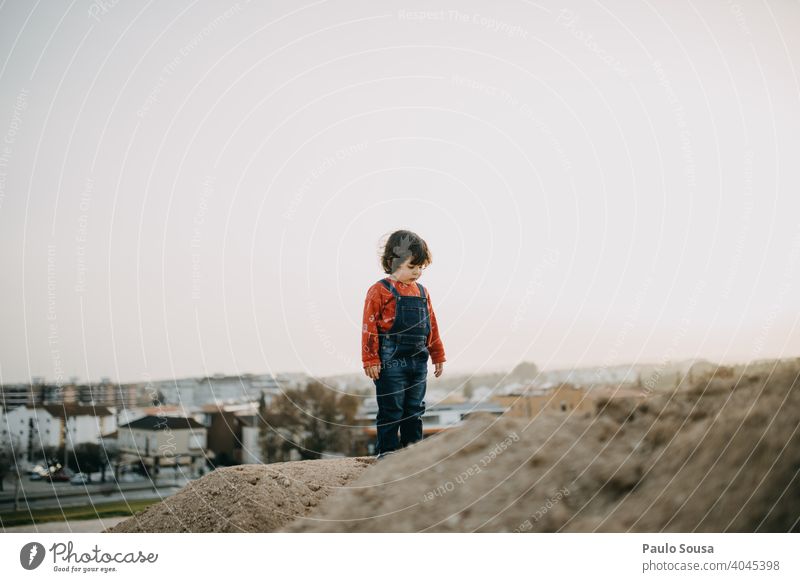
[362,277,446,368]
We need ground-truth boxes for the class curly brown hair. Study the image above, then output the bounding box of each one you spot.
[379,230,432,274]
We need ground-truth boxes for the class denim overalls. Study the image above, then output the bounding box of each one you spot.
[373,277,431,455]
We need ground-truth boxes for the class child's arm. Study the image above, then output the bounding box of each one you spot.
[426,292,446,365]
[362,285,383,370]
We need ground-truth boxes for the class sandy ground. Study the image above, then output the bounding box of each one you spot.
[105,456,376,533]
[103,359,800,533]
[284,360,800,532]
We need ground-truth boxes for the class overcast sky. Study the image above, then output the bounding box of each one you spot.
[0,0,798,385]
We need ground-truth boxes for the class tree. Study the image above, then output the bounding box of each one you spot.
[258,381,361,463]
[65,443,106,482]
[97,437,118,482]
[510,361,539,382]
[300,381,359,459]
[258,389,302,464]
[0,443,15,492]
[0,438,24,508]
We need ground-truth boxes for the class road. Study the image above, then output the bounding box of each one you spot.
[0,474,190,511]
[2,516,129,533]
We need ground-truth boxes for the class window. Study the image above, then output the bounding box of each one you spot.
[189,434,204,450]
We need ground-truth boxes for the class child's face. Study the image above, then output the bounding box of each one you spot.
[392,256,425,284]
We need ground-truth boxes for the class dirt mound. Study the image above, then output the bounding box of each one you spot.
[282,360,800,532]
[105,456,376,533]
[105,360,800,533]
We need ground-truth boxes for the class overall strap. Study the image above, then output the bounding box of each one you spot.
[379,278,426,300]
[378,278,401,299]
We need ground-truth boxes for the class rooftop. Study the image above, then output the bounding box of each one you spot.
[119,415,205,430]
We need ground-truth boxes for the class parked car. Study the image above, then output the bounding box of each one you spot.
[43,467,74,483]
[70,473,89,485]
[27,465,48,480]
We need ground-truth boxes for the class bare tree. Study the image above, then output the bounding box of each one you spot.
[0,437,24,510]
[510,361,539,383]
[0,442,14,492]
[258,380,360,464]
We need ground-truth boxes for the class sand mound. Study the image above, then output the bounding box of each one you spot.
[105,360,800,533]
[282,360,800,532]
[105,456,376,533]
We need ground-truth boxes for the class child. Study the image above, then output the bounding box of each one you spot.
[362,230,446,459]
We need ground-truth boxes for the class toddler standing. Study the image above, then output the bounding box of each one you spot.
[362,230,445,458]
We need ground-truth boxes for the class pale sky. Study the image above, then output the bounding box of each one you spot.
[1,0,798,385]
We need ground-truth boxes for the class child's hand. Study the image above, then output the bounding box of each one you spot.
[434,362,444,378]
[364,364,381,380]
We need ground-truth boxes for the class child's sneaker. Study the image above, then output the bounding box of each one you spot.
[375,450,399,460]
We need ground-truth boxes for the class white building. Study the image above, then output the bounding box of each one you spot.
[117,415,207,475]
[117,404,191,428]
[150,374,282,408]
[1,404,116,463]
[237,414,262,464]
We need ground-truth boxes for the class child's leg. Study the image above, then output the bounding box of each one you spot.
[399,357,427,447]
[374,355,407,454]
